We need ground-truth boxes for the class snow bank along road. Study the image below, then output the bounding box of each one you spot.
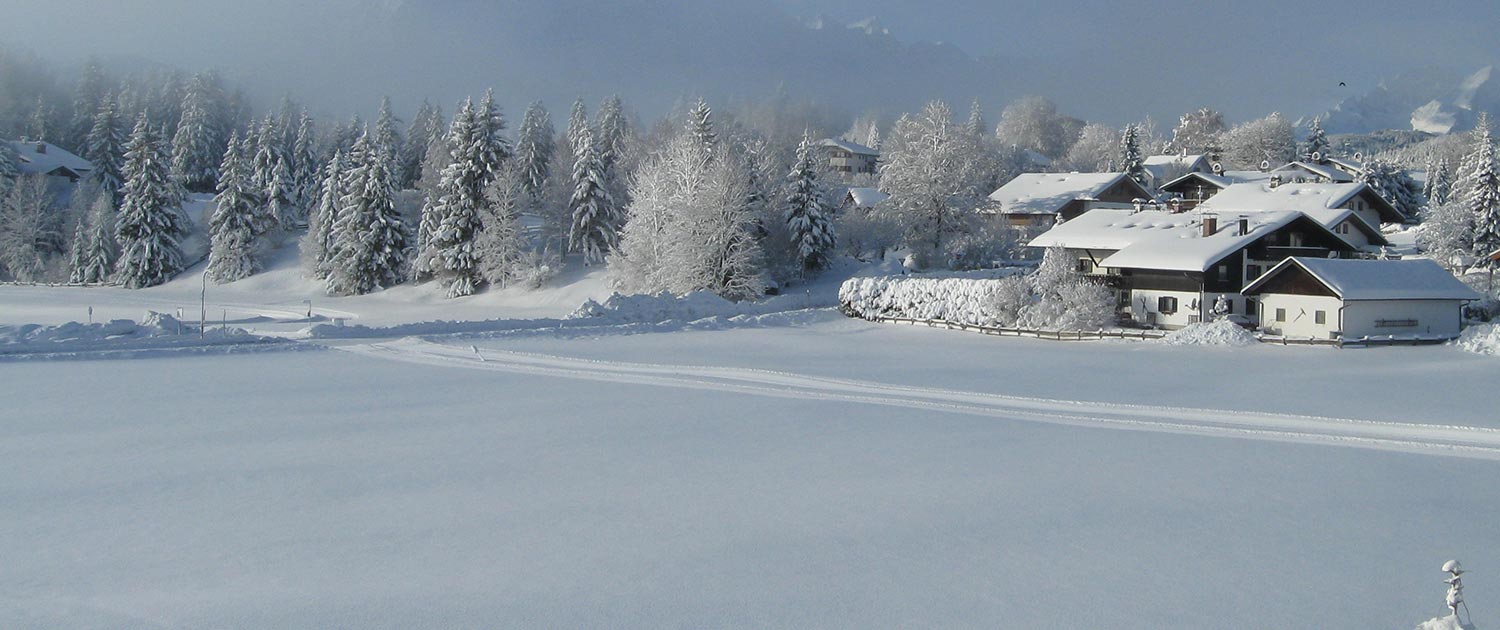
[341,338,1500,461]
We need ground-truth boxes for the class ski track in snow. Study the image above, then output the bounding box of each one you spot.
[340,338,1500,461]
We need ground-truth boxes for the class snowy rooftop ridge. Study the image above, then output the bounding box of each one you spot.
[845,187,890,208]
[1244,257,1480,301]
[1028,208,1306,272]
[986,172,1134,216]
[819,138,879,156]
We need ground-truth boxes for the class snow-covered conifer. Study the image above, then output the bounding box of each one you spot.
[170,73,227,193]
[265,155,297,232]
[785,132,835,273]
[515,101,555,199]
[1460,116,1500,260]
[84,96,127,202]
[68,59,109,149]
[419,98,487,297]
[374,96,402,169]
[327,134,409,295]
[1121,123,1145,185]
[114,115,187,288]
[474,89,511,183]
[69,194,116,284]
[206,131,262,283]
[686,97,717,156]
[965,98,987,139]
[1304,117,1330,160]
[1429,158,1453,206]
[302,151,346,280]
[567,124,616,265]
[290,111,320,213]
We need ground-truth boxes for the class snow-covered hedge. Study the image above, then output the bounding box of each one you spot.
[839,276,1020,327]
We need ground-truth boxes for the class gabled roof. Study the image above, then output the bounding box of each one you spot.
[7,140,93,178]
[1243,257,1480,301]
[1197,181,1404,227]
[1141,154,1210,183]
[1273,161,1356,183]
[819,138,879,156]
[987,172,1146,216]
[1325,156,1365,175]
[844,186,890,208]
[1028,208,1323,272]
[1160,170,1271,192]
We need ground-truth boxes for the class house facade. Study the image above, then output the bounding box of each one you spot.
[1196,180,1404,250]
[818,139,879,177]
[1029,208,1358,328]
[1242,257,1477,340]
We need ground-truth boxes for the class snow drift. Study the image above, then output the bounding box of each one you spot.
[1455,323,1500,356]
[1162,319,1260,347]
[0,311,281,359]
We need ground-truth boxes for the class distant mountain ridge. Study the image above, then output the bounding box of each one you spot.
[1314,65,1499,135]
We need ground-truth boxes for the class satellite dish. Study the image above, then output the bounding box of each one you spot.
[1311,151,1322,162]
[1353,151,1363,161]
[1211,162,1224,175]
[1260,160,1271,171]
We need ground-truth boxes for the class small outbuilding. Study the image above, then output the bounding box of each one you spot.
[1242,257,1478,341]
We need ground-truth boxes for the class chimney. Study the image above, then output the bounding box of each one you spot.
[1202,214,1218,237]
[35,141,46,154]
[1269,174,1282,189]
[1238,216,1249,236]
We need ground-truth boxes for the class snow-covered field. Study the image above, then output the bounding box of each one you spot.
[3,292,1499,627]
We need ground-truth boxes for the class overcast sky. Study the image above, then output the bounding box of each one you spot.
[1,0,1495,126]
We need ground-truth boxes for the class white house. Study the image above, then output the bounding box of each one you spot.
[1242,257,1478,341]
[1158,170,1271,209]
[984,172,1154,229]
[6,139,93,182]
[1029,208,1358,328]
[818,138,879,177]
[838,186,890,212]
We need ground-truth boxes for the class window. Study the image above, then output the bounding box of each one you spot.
[1077,259,1094,274]
[1337,222,1350,235]
[1275,308,1286,322]
[1158,296,1178,314]
[1247,264,1262,280]
[1315,310,1326,325]
[1217,265,1229,282]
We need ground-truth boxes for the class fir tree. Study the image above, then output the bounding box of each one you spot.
[26,96,52,143]
[567,125,616,265]
[374,96,402,170]
[399,100,438,189]
[965,98,987,139]
[595,95,632,203]
[302,151,346,280]
[69,194,116,284]
[686,97,717,156]
[84,96,127,202]
[1430,158,1453,206]
[474,88,511,184]
[171,72,227,193]
[1304,117,1330,160]
[328,134,410,295]
[785,132,836,273]
[290,111,320,213]
[1121,124,1145,186]
[265,155,297,231]
[114,115,187,288]
[206,130,262,283]
[1462,116,1500,261]
[420,98,487,297]
[69,59,109,149]
[515,101,555,199]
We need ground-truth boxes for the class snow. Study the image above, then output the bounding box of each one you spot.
[1200,181,1404,227]
[1455,323,1500,356]
[1416,615,1477,630]
[986,172,1134,216]
[1273,160,1357,183]
[5,139,93,177]
[844,186,889,208]
[1246,257,1480,302]
[1161,318,1260,346]
[817,137,878,156]
[1029,208,1303,272]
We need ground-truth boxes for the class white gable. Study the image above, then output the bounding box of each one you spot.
[1028,208,1303,272]
[1246,257,1479,301]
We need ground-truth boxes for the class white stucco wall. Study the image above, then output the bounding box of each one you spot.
[1341,300,1464,339]
[1256,294,1343,339]
[1130,289,1201,329]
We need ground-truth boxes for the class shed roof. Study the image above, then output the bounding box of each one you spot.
[1242,257,1480,301]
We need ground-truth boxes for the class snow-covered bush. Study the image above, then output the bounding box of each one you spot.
[1053,280,1115,331]
[839,266,1114,331]
[987,275,1031,326]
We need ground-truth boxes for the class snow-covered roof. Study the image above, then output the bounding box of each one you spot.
[987,172,1136,216]
[1020,149,1052,167]
[1141,154,1209,183]
[1325,156,1365,175]
[1160,170,1270,192]
[1243,257,1480,301]
[1028,208,1305,272]
[819,138,879,156]
[844,187,890,208]
[1273,161,1356,183]
[7,140,92,178]
[1197,181,1403,227]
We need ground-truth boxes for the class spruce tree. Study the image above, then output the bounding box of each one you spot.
[171,73,225,193]
[1463,117,1500,261]
[328,135,409,295]
[69,193,115,283]
[965,98,987,139]
[596,95,632,203]
[785,132,836,273]
[687,97,717,155]
[1121,124,1145,185]
[400,100,438,189]
[567,125,616,265]
[69,59,109,149]
[291,111,320,214]
[1430,158,1453,206]
[302,151,346,280]
[422,98,487,297]
[114,115,187,288]
[1304,117,1330,160]
[516,101,555,199]
[84,97,127,202]
[374,96,402,170]
[265,155,297,231]
[474,89,511,183]
[207,131,262,283]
